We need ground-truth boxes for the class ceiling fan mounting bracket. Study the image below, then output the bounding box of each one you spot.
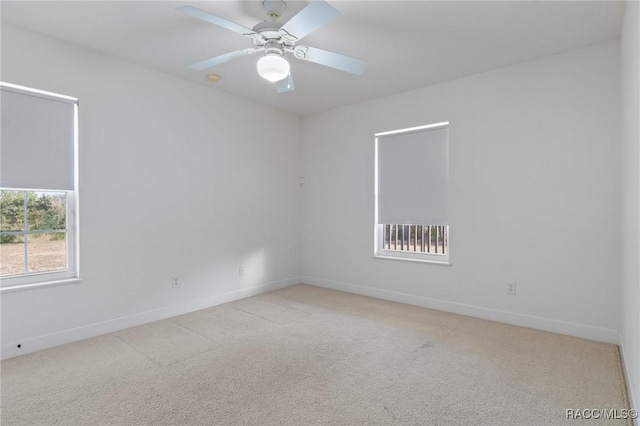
[262,0,286,20]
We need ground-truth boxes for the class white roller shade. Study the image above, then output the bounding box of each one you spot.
[1,85,76,190]
[376,124,449,225]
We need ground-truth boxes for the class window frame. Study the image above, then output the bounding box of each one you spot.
[0,82,80,291]
[1,189,78,288]
[373,122,451,265]
[374,225,451,264]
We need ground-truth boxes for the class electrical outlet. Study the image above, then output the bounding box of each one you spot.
[172,277,180,288]
[506,281,516,295]
[239,265,246,276]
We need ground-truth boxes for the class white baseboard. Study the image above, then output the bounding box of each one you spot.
[619,334,639,423]
[303,276,620,345]
[1,276,301,360]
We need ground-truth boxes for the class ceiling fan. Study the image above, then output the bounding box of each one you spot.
[177,0,367,93]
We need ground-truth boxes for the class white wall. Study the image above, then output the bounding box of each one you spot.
[1,24,302,358]
[620,0,640,411]
[301,41,621,343]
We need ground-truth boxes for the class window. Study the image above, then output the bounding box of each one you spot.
[374,122,450,264]
[0,82,79,289]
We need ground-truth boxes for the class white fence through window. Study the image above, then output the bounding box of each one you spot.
[382,225,448,254]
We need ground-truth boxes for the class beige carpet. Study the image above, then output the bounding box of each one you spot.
[0,284,631,425]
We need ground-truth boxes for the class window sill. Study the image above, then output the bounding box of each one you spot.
[374,254,451,266]
[0,277,83,293]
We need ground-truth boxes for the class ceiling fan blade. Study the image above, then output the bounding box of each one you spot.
[280,1,340,41]
[297,46,367,75]
[276,73,295,93]
[177,5,255,36]
[189,50,249,71]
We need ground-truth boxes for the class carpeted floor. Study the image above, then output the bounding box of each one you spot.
[0,284,631,425]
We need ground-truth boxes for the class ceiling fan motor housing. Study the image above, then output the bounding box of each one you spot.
[263,41,284,57]
[252,21,283,38]
[250,20,297,50]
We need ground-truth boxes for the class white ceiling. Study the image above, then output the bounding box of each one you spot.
[0,1,625,116]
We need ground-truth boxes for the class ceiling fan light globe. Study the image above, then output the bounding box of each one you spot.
[257,54,290,82]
